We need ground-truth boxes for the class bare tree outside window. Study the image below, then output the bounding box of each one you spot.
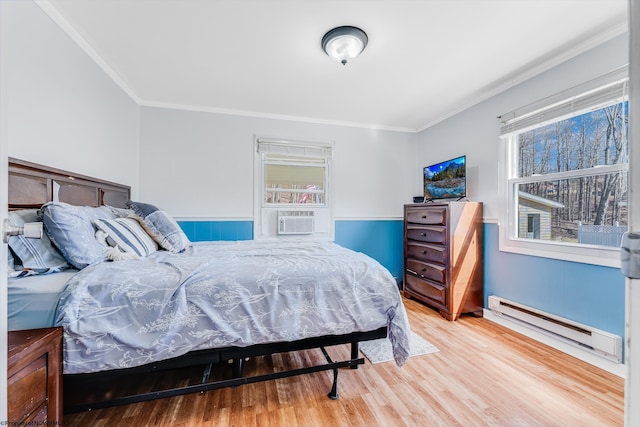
[514,102,629,247]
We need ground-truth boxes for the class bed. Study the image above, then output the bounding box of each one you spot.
[7,157,411,413]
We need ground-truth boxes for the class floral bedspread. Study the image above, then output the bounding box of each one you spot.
[56,239,411,374]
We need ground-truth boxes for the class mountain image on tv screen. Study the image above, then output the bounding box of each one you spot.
[423,156,466,200]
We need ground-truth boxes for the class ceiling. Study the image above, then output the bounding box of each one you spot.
[39,0,628,132]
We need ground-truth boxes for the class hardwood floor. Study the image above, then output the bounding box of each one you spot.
[63,297,624,426]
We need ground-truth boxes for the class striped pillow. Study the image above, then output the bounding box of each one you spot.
[7,209,70,273]
[93,218,158,258]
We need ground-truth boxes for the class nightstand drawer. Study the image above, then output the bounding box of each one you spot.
[407,241,446,265]
[8,327,62,425]
[406,225,446,245]
[406,259,446,284]
[406,207,446,225]
[405,274,446,305]
[8,355,47,422]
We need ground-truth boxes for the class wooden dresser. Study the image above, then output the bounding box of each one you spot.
[403,202,483,320]
[8,327,63,424]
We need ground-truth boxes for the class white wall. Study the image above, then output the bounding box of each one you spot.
[4,1,139,194]
[416,34,629,221]
[139,107,415,219]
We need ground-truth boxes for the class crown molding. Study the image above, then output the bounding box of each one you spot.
[140,100,418,133]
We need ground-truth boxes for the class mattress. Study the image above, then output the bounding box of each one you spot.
[8,270,77,331]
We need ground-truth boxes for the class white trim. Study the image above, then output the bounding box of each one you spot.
[484,309,626,378]
[174,216,254,222]
[510,163,629,184]
[0,0,9,418]
[334,216,495,223]
[142,100,418,133]
[35,0,140,104]
[625,0,640,425]
[334,216,403,221]
[499,229,622,268]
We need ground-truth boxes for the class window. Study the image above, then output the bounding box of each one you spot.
[262,156,327,206]
[254,138,334,239]
[499,67,629,267]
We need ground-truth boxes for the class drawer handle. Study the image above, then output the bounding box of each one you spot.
[421,215,427,219]
[421,250,427,254]
[421,232,426,236]
[421,268,426,272]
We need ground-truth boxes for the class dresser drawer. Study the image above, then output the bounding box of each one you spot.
[406,225,447,245]
[405,274,446,305]
[406,259,446,284]
[8,355,47,422]
[405,207,446,225]
[406,241,446,265]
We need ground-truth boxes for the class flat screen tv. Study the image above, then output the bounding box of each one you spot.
[423,155,466,201]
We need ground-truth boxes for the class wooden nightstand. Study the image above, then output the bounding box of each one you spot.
[8,327,63,424]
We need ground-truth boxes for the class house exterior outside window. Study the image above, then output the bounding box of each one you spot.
[499,67,629,267]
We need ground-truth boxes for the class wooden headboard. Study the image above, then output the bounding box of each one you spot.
[8,157,131,210]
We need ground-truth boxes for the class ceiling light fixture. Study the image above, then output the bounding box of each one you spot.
[321,26,368,66]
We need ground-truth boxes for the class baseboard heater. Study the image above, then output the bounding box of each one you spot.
[488,295,622,363]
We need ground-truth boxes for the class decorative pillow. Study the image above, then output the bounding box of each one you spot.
[105,205,135,219]
[6,209,70,274]
[93,217,158,258]
[40,202,120,269]
[126,201,190,253]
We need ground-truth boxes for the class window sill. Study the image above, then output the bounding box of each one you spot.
[499,232,622,268]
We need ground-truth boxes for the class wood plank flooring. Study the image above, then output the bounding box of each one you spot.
[63,298,624,426]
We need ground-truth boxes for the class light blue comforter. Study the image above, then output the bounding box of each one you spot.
[56,240,411,374]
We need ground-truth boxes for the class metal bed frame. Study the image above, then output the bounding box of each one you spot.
[63,327,387,412]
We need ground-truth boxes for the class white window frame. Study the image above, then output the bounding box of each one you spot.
[498,67,629,268]
[253,136,334,239]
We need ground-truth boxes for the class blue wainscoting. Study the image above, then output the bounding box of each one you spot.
[177,219,405,283]
[334,220,405,284]
[483,222,625,340]
[178,220,253,242]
